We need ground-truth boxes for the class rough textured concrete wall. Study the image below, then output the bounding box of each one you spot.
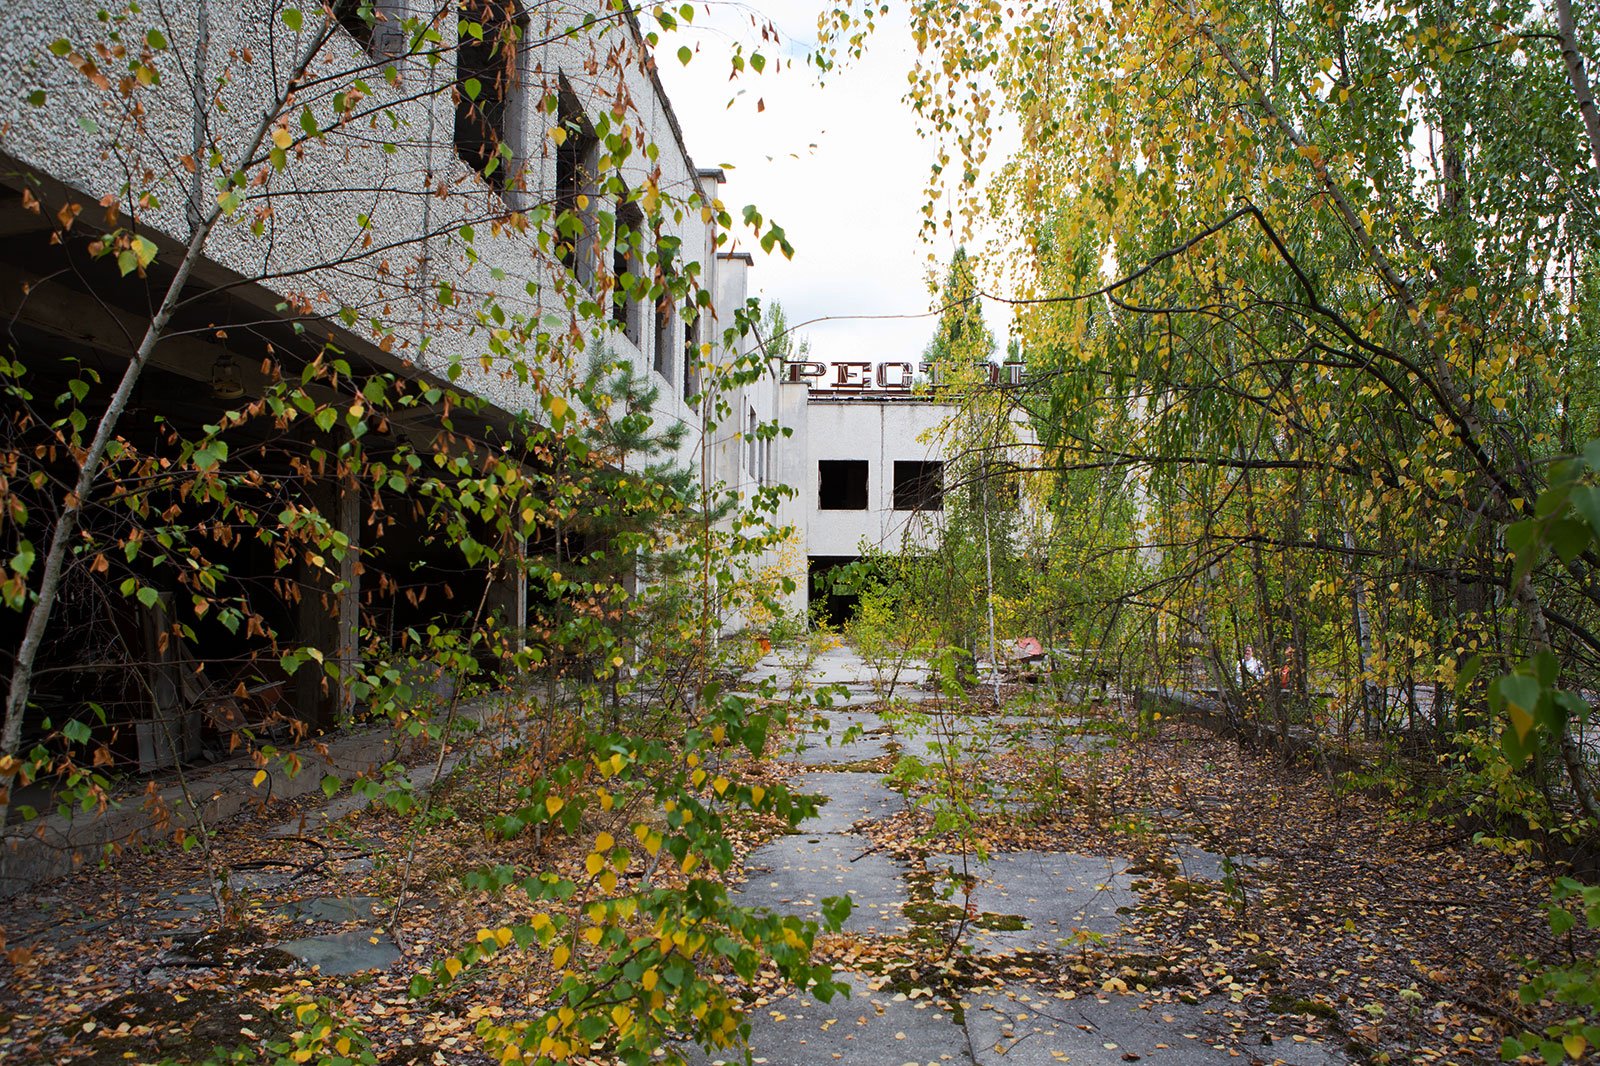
[0,0,725,424]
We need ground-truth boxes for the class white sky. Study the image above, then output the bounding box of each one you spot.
[652,1,992,364]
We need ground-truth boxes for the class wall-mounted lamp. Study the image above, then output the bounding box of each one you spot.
[210,350,244,400]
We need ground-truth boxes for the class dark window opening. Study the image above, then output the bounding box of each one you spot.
[554,90,598,280]
[654,297,675,382]
[808,556,861,629]
[335,0,375,47]
[682,309,700,401]
[893,460,943,511]
[455,0,525,184]
[818,460,869,510]
[613,200,644,342]
[747,407,758,479]
[652,237,678,383]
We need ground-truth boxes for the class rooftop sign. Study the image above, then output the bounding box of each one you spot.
[785,360,1026,391]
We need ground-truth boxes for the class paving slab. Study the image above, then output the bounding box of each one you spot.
[684,970,974,1066]
[1168,839,1270,883]
[789,772,905,833]
[276,894,380,923]
[924,851,1140,953]
[736,833,910,935]
[963,987,1347,1066]
[276,928,400,974]
[785,708,895,765]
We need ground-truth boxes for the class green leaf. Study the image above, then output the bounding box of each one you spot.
[1571,485,1600,537]
[281,8,304,31]
[677,45,692,65]
[146,28,167,49]
[1455,653,1482,695]
[62,719,92,745]
[26,89,45,106]
[463,77,482,101]
[321,773,340,798]
[1583,440,1600,472]
[48,38,71,56]
[136,585,160,609]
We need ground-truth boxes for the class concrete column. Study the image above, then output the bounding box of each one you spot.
[295,466,362,728]
[486,536,528,664]
[137,590,198,770]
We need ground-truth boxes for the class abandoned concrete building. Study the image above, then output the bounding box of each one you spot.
[0,0,783,817]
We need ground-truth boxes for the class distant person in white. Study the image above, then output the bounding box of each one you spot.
[1240,646,1264,685]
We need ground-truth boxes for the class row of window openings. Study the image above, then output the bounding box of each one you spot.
[818,461,944,512]
[343,1,702,399]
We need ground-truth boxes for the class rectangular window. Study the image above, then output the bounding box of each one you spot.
[613,200,644,344]
[818,460,869,510]
[654,297,675,383]
[554,89,598,285]
[893,460,943,511]
[682,312,700,401]
[454,0,525,185]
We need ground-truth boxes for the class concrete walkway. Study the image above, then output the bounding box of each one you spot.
[697,643,1347,1066]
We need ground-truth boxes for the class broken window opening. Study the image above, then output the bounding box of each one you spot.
[818,460,869,510]
[454,0,526,188]
[893,460,944,511]
[613,199,644,344]
[554,86,598,285]
[682,308,700,402]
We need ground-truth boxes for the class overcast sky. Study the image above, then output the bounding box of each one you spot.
[652,1,992,365]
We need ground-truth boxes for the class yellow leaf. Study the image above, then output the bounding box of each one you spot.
[548,396,569,420]
[1563,1034,1586,1058]
[582,926,603,945]
[1509,703,1534,741]
[545,795,564,817]
[444,956,463,979]
[599,870,617,894]
[495,927,513,947]
[551,944,570,969]
[750,785,766,805]
[595,831,615,852]
[272,128,293,149]
[713,775,730,796]
[642,968,658,991]
[585,852,604,876]
[252,769,268,788]
[549,125,568,146]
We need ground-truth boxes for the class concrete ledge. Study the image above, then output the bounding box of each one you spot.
[0,700,495,897]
